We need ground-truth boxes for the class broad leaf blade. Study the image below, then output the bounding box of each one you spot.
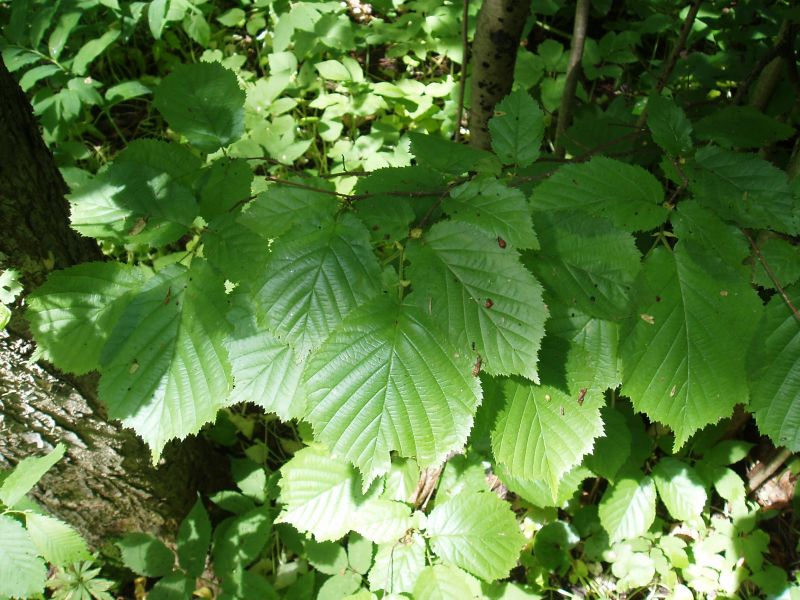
[368,535,425,594]
[413,565,480,600]
[620,247,762,448]
[408,132,499,175]
[238,182,338,240]
[27,262,149,374]
[446,179,538,250]
[408,220,547,380]
[530,157,667,232]
[304,295,482,487]
[117,533,174,577]
[652,457,707,522]
[749,287,800,450]
[153,62,246,152]
[25,513,90,566]
[0,443,65,508]
[646,95,692,155]
[488,89,544,167]
[257,214,381,356]
[426,492,525,582]
[598,474,656,543]
[99,261,232,458]
[177,498,212,577]
[491,380,603,495]
[0,516,47,598]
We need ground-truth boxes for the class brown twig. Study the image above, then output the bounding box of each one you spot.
[636,0,703,128]
[454,0,470,143]
[742,228,800,322]
[748,447,793,494]
[554,0,590,158]
[733,21,793,106]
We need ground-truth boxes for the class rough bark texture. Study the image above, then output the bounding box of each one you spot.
[0,58,230,546]
[468,0,531,149]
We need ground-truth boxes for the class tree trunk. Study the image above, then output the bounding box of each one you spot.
[0,58,229,547]
[468,0,531,149]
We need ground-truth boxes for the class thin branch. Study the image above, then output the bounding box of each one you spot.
[264,175,351,198]
[748,447,793,494]
[742,228,800,323]
[554,0,590,158]
[454,0,470,143]
[636,0,703,128]
[733,21,792,106]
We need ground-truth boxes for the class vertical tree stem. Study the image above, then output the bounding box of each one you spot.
[554,0,590,158]
[454,0,470,142]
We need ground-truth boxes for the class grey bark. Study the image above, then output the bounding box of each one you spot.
[0,57,229,546]
[468,0,531,149]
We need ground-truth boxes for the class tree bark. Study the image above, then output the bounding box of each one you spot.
[468,0,531,149]
[0,58,229,547]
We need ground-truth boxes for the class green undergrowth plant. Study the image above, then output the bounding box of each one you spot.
[0,444,112,599]
[22,47,800,595]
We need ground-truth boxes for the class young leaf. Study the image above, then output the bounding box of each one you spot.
[367,535,425,594]
[153,62,246,152]
[407,220,546,381]
[497,463,593,508]
[598,474,656,543]
[27,262,149,374]
[584,407,632,482]
[25,513,90,566]
[413,565,480,600]
[426,491,525,582]
[530,213,640,320]
[491,380,603,495]
[303,295,482,488]
[212,507,272,574]
[348,533,374,575]
[0,443,65,509]
[98,261,232,459]
[177,498,212,578]
[446,178,539,250]
[488,89,544,167]
[652,457,707,522]
[116,533,174,577]
[146,572,195,600]
[530,157,667,232]
[620,247,762,448]
[748,287,800,451]
[306,539,348,576]
[689,146,799,235]
[646,95,693,155]
[257,215,381,357]
[351,498,414,544]
[0,515,47,598]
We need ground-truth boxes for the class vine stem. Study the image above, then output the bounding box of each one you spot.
[742,229,800,323]
[636,0,703,128]
[454,0,469,143]
[554,0,590,158]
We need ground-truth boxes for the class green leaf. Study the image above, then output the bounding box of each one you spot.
[238,182,339,240]
[531,213,640,320]
[348,533,374,575]
[367,535,425,594]
[71,30,120,76]
[154,62,246,152]
[148,0,169,38]
[196,158,253,220]
[491,380,603,495]
[584,407,632,481]
[646,95,692,155]
[598,474,656,543]
[751,236,800,290]
[413,565,480,600]
[315,59,362,81]
[0,443,65,508]
[25,513,90,566]
[304,295,482,487]
[69,160,198,246]
[693,106,794,149]
[0,515,47,598]
[620,247,761,448]
[117,533,175,577]
[147,572,195,600]
[689,146,799,235]
[497,463,592,508]
[652,457,707,522]
[533,521,580,571]
[426,491,524,581]
[212,507,272,574]
[257,214,381,357]
[748,287,800,450]
[319,572,363,600]
[408,132,500,175]
[446,178,538,250]
[177,498,211,577]
[276,446,409,543]
[488,89,544,167]
[408,220,546,380]
[27,263,149,375]
[306,539,349,575]
[98,261,232,459]
[530,157,667,232]
[203,216,269,290]
[115,139,202,187]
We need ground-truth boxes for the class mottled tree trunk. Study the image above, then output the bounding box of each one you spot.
[0,58,229,547]
[468,0,531,149]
